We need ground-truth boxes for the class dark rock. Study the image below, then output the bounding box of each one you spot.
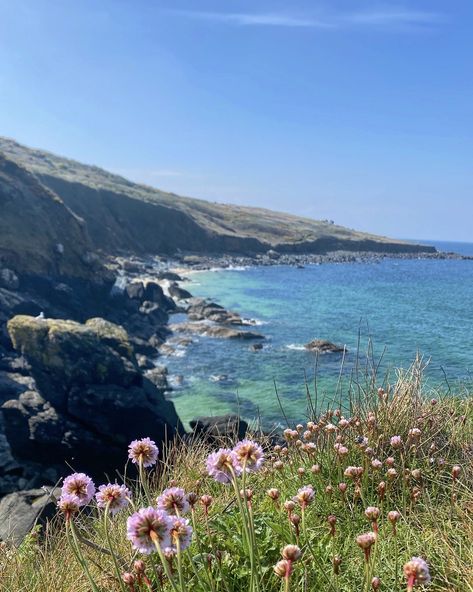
[4,315,183,482]
[250,343,264,351]
[0,269,19,290]
[304,339,346,353]
[143,281,176,311]
[168,282,192,300]
[170,321,264,340]
[125,281,145,301]
[157,271,183,281]
[266,249,280,260]
[139,301,169,325]
[7,315,139,410]
[187,299,244,325]
[144,366,169,390]
[0,488,58,545]
[190,414,248,442]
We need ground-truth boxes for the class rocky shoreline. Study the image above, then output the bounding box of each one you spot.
[166,247,473,272]
[0,246,471,543]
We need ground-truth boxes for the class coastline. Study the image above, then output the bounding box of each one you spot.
[168,247,473,276]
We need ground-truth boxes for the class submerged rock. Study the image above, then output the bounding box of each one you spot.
[189,414,248,442]
[304,339,346,353]
[170,321,264,340]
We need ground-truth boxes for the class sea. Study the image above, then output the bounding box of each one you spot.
[163,240,473,429]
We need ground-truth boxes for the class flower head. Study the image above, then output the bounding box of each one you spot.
[274,559,291,578]
[281,544,301,561]
[126,507,171,554]
[390,435,403,449]
[128,438,159,468]
[57,494,80,517]
[168,516,193,552]
[157,487,190,516]
[96,483,131,515]
[62,473,95,506]
[344,466,364,480]
[388,510,401,524]
[293,485,315,508]
[357,531,377,562]
[233,440,265,472]
[403,557,431,587]
[206,448,241,484]
[365,506,380,521]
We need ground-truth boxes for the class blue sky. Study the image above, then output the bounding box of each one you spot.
[1,1,472,241]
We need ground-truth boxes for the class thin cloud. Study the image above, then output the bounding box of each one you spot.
[173,8,445,31]
[176,11,331,28]
[346,10,444,26]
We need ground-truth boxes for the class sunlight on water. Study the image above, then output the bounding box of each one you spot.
[165,245,473,429]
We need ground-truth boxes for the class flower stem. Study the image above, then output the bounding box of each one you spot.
[67,520,101,592]
[104,503,127,592]
[151,532,180,592]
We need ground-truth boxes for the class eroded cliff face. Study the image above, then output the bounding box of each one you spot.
[0,155,109,280]
[0,136,436,257]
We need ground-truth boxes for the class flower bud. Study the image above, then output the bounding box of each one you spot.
[371,576,381,590]
[267,488,280,501]
[200,494,213,508]
[274,559,291,578]
[284,500,295,512]
[281,544,301,561]
[187,492,199,507]
[122,572,136,585]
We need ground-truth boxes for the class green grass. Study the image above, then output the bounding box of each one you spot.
[1,364,472,592]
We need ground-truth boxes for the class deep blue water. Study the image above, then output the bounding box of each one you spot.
[164,241,473,428]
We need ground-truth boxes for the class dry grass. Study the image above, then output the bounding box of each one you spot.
[1,363,472,592]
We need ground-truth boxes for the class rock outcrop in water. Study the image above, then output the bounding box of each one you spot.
[304,339,346,353]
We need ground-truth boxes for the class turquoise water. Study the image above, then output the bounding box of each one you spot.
[165,241,473,428]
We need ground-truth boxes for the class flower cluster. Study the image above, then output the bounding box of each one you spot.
[206,439,265,484]
[57,473,96,518]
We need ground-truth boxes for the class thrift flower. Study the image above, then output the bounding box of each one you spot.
[281,544,301,561]
[403,557,431,589]
[390,435,403,449]
[62,473,95,506]
[293,485,315,508]
[157,487,190,516]
[96,483,131,515]
[274,559,291,578]
[356,532,377,562]
[57,494,80,518]
[126,507,171,554]
[233,440,264,472]
[128,438,159,468]
[206,448,241,484]
[168,516,193,552]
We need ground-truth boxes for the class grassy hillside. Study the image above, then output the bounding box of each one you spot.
[1,366,471,591]
[0,137,434,256]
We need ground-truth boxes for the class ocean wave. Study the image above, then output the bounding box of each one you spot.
[286,343,306,351]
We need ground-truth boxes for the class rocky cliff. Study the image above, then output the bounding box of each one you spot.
[2,315,183,496]
[0,137,435,257]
